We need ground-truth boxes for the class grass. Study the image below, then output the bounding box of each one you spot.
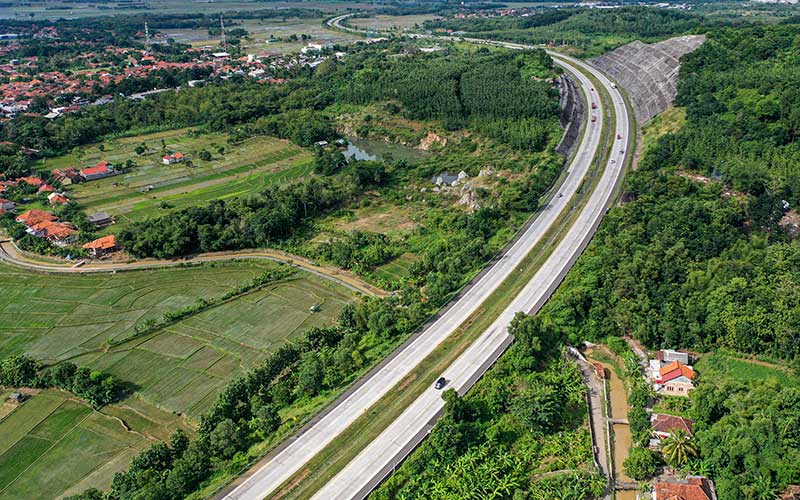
[35,128,312,223]
[0,389,187,500]
[264,56,621,500]
[694,351,796,387]
[640,106,686,155]
[347,14,440,32]
[0,260,356,418]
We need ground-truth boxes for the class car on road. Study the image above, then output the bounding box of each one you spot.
[434,377,447,390]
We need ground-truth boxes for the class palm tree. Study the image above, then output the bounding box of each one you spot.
[661,428,698,468]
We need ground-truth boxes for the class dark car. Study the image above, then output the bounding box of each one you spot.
[434,377,447,390]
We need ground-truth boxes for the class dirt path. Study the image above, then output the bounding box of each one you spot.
[0,239,387,298]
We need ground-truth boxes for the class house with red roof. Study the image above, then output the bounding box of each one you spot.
[16,209,56,227]
[83,234,117,257]
[18,175,43,187]
[653,476,717,500]
[28,220,76,245]
[47,192,69,205]
[656,361,696,396]
[162,152,185,165]
[650,413,694,448]
[38,183,56,194]
[80,161,117,181]
[52,166,82,185]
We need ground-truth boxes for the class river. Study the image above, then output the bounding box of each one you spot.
[587,348,638,500]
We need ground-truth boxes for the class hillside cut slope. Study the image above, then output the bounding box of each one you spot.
[590,35,705,123]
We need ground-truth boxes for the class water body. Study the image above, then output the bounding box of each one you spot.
[586,347,637,499]
[343,137,430,165]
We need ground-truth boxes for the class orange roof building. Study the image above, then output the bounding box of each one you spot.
[47,192,69,205]
[653,476,717,500]
[651,413,694,438]
[16,209,56,226]
[659,361,696,383]
[18,176,44,187]
[83,234,117,256]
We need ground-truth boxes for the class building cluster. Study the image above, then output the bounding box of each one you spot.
[15,209,76,246]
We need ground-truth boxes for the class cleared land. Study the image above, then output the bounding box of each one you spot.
[0,261,356,417]
[347,14,440,32]
[36,128,312,223]
[0,389,187,500]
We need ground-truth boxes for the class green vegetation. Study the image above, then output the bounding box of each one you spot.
[0,261,355,418]
[537,22,800,499]
[40,128,312,223]
[0,390,183,500]
[423,7,717,56]
[372,314,605,500]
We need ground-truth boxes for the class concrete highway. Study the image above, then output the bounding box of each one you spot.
[311,49,631,500]
[221,21,630,500]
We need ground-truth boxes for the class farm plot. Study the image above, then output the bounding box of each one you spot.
[78,277,353,418]
[0,261,355,418]
[0,389,183,500]
[37,128,312,223]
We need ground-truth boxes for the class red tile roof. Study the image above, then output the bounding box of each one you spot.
[30,220,75,240]
[38,183,56,193]
[660,361,695,382]
[651,414,694,436]
[18,176,43,187]
[80,164,112,176]
[47,192,69,205]
[654,476,716,500]
[83,234,116,251]
[16,209,56,226]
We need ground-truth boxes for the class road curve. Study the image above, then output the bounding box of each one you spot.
[220,27,628,500]
[0,239,385,297]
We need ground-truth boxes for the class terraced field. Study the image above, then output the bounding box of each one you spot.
[0,390,186,500]
[36,128,313,224]
[0,261,356,417]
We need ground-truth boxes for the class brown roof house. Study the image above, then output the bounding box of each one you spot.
[653,476,718,500]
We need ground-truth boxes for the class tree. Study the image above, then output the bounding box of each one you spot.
[198,149,212,161]
[296,352,323,398]
[623,447,660,480]
[209,418,246,459]
[251,404,281,434]
[661,429,697,468]
[511,382,561,432]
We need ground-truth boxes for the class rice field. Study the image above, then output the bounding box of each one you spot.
[0,389,185,500]
[0,261,356,417]
[35,128,313,223]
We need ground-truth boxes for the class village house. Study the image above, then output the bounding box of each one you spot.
[87,211,114,228]
[653,476,717,500]
[47,192,69,205]
[18,175,44,187]
[52,167,82,185]
[0,197,15,211]
[162,152,185,165]
[38,183,56,194]
[649,413,693,447]
[28,220,76,246]
[80,161,117,181]
[652,360,696,396]
[16,209,56,227]
[83,234,117,257]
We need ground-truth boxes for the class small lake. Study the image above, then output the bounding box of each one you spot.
[343,137,430,165]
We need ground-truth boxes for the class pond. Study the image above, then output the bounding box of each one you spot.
[343,137,431,165]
